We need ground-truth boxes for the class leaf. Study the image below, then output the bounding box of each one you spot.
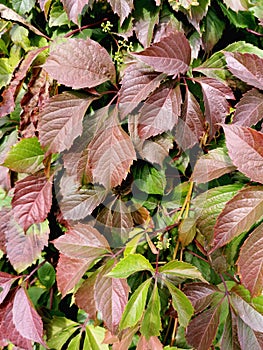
[183,283,219,313]
[178,217,196,247]
[136,336,163,350]
[231,294,263,332]
[44,38,116,89]
[68,333,82,350]
[132,31,191,76]
[5,219,49,273]
[88,124,136,189]
[222,125,263,184]
[46,316,79,350]
[37,261,56,289]
[138,84,181,139]
[165,280,194,327]
[225,52,263,89]
[195,77,234,138]
[237,222,263,297]
[159,260,205,281]
[108,254,154,278]
[192,148,236,184]
[3,137,45,174]
[107,0,134,25]
[211,186,263,252]
[186,0,211,33]
[132,162,166,195]
[141,283,162,339]
[220,310,241,350]
[0,59,12,89]
[13,287,46,347]
[95,261,129,334]
[38,92,96,155]
[186,305,221,350]
[202,8,225,52]
[12,0,35,15]
[0,272,20,304]
[222,0,247,12]
[175,88,204,150]
[61,0,94,24]
[12,172,53,232]
[53,223,110,260]
[75,272,98,319]
[233,89,263,127]
[237,316,263,350]
[119,63,165,120]
[84,324,109,350]
[120,278,151,329]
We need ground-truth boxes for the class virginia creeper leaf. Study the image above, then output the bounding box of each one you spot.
[67,333,81,350]
[211,186,263,252]
[46,316,79,350]
[221,310,241,350]
[132,162,166,195]
[84,324,109,349]
[0,272,20,304]
[192,148,236,184]
[38,92,96,155]
[222,124,263,184]
[225,52,263,89]
[159,260,205,281]
[132,31,191,76]
[44,38,116,89]
[237,316,263,350]
[75,271,98,319]
[136,336,163,350]
[222,0,247,12]
[184,282,219,313]
[107,254,154,278]
[120,279,151,330]
[61,0,94,24]
[138,84,181,139]
[107,0,133,25]
[186,305,221,349]
[3,137,45,174]
[12,172,52,232]
[237,221,263,297]
[13,287,46,347]
[12,0,35,15]
[202,8,225,52]
[233,89,263,127]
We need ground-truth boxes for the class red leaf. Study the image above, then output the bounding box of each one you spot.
[183,283,219,313]
[119,63,165,120]
[195,77,235,138]
[222,124,263,184]
[39,92,96,155]
[237,222,263,297]
[95,261,129,334]
[237,316,263,350]
[225,52,263,89]
[233,88,263,127]
[136,336,163,350]
[5,219,49,273]
[56,254,91,297]
[13,288,46,347]
[0,272,20,304]
[88,124,136,189]
[61,0,95,24]
[12,172,53,232]
[186,306,221,350]
[44,38,116,89]
[192,148,236,185]
[75,272,98,319]
[53,223,110,260]
[211,186,263,252]
[138,84,181,139]
[132,31,191,76]
[107,0,134,25]
[175,88,205,150]
[0,209,11,255]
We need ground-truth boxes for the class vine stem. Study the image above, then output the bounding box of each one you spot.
[64,18,108,38]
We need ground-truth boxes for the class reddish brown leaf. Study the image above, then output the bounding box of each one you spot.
[61,0,94,24]
[13,287,46,347]
[211,186,263,252]
[132,31,191,76]
[111,327,139,350]
[56,254,92,297]
[183,283,219,313]
[138,84,181,139]
[119,63,165,120]
[88,124,136,189]
[5,219,49,273]
[75,272,98,319]
[136,335,163,350]
[95,261,129,334]
[237,222,263,297]
[39,92,95,155]
[107,0,134,25]
[221,310,241,350]
[225,52,263,89]
[237,316,263,350]
[233,88,263,127]
[0,272,20,304]
[175,88,205,150]
[0,209,11,255]
[186,306,221,350]
[12,172,53,232]
[44,38,116,89]
[195,77,235,138]
[192,148,236,184]
[222,124,263,184]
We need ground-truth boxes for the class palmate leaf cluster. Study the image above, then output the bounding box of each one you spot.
[0,0,263,349]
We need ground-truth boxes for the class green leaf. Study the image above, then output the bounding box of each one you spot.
[202,7,225,52]
[159,260,206,282]
[46,316,79,350]
[120,278,152,329]
[12,0,35,15]
[49,2,71,27]
[219,2,256,28]
[165,280,194,327]
[0,58,13,89]
[132,163,166,195]
[124,229,145,257]
[3,137,45,173]
[37,262,56,289]
[10,25,31,50]
[67,333,82,350]
[0,38,8,55]
[140,283,162,339]
[107,254,154,278]
[84,325,109,350]
[27,286,45,305]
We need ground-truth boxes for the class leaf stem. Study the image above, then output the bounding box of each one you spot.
[170,317,178,346]
[64,18,108,38]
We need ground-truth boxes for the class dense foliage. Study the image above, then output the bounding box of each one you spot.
[0,0,263,349]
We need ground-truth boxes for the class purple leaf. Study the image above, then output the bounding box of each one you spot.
[132,31,191,76]
[184,283,219,313]
[0,272,20,304]
[107,0,134,25]
[43,38,116,89]
[61,0,95,24]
